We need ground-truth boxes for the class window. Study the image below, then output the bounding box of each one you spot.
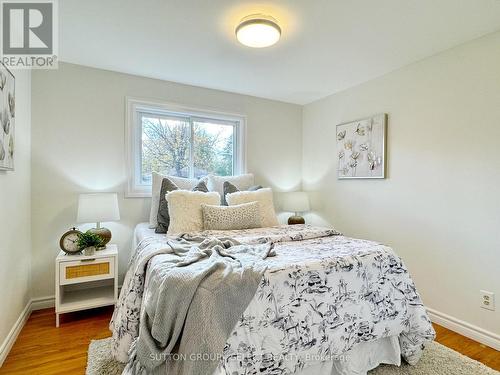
[126,98,245,197]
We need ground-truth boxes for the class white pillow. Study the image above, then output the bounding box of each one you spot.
[207,174,254,201]
[166,190,220,235]
[149,172,203,228]
[226,188,279,228]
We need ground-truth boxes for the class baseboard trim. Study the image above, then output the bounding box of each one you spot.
[0,300,31,367]
[427,307,500,351]
[31,295,55,311]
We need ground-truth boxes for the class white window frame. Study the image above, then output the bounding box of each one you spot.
[125,97,247,197]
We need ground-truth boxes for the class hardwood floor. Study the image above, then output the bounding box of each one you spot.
[0,307,113,375]
[433,323,500,371]
[1,307,499,374]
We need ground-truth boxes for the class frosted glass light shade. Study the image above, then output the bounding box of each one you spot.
[236,15,281,48]
[282,192,310,213]
[77,193,120,223]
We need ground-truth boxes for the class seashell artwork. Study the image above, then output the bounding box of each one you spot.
[0,72,6,91]
[8,92,15,118]
[355,123,365,136]
[0,63,14,170]
[8,135,14,158]
[337,130,346,141]
[1,109,10,134]
[0,139,5,161]
[336,114,386,179]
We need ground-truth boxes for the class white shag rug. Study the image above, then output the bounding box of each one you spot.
[86,338,499,375]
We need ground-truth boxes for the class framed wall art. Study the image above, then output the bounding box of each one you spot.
[337,113,386,179]
[0,62,15,171]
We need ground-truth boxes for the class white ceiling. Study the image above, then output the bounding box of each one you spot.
[59,0,500,104]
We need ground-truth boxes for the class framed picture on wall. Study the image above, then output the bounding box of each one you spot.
[336,113,387,179]
[0,62,15,171]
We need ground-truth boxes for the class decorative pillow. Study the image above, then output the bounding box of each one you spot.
[226,188,279,228]
[202,201,261,230]
[149,172,207,228]
[222,181,263,205]
[156,178,208,234]
[207,174,254,204]
[166,190,220,235]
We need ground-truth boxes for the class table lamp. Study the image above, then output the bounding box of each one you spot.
[77,193,120,249]
[282,191,310,225]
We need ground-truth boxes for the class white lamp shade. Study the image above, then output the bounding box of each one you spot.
[77,193,120,223]
[282,192,310,213]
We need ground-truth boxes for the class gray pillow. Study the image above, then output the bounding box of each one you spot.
[222,181,262,205]
[156,178,208,233]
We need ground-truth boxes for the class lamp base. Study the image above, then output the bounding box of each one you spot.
[88,227,112,249]
[288,215,305,225]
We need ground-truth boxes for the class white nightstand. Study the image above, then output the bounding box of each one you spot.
[55,244,118,327]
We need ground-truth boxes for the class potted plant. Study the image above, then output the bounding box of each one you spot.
[76,231,104,256]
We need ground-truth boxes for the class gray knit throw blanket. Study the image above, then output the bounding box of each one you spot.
[124,236,275,375]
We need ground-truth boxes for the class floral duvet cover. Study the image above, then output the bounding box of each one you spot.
[111,225,435,374]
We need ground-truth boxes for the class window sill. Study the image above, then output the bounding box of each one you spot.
[125,187,152,198]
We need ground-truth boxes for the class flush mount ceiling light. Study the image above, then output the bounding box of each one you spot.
[235,14,281,48]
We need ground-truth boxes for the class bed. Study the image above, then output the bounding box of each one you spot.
[111,223,435,375]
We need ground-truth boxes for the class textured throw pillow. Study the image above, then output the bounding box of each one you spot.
[202,201,261,230]
[226,188,279,228]
[166,190,220,235]
[156,178,208,234]
[207,174,254,204]
[149,172,207,228]
[222,181,263,205]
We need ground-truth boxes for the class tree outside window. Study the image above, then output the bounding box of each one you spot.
[140,114,235,183]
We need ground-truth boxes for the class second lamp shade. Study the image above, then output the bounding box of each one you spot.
[282,192,310,213]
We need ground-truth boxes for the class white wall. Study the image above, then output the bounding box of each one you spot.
[31,63,302,298]
[302,31,500,336]
[0,71,31,355]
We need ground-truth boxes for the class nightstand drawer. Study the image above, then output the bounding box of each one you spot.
[59,257,115,285]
